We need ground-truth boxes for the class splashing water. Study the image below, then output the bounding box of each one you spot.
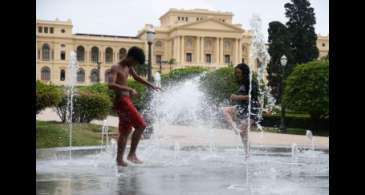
[65,51,79,160]
[306,130,315,151]
[248,14,273,129]
[101,119,109,150]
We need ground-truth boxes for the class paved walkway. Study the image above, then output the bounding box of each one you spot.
[37,108,329,149]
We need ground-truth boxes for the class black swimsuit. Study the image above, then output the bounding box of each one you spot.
[235,81,260,122]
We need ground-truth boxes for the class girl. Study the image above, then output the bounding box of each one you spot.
[223,63,260,159]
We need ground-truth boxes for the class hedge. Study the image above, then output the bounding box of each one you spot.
[56,91,111,123]
[36,80,62,114]
[161,66,208,86]
[261,114,329,132]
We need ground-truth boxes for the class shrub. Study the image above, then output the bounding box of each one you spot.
[127,79,147,110]
[261,114,329,132]
[56,91,111,123]
[283,60,329,130]
[161,66,208,86]
[36,80,62,114]
[200,67,259,105]
[78,83,115,102]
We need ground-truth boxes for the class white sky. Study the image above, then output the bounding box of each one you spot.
[36,0,329,40]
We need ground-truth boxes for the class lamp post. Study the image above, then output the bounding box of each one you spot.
[96,61,101,83]
[279,55,287,132]
[143,29,155,139]
[146,30,155,82]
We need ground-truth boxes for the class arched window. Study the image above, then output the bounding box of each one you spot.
[77,69,85,82]
[76,46,85,62]
[42,44,50,61]
[41,66,51,81]
[105,47,113,64]
[105,69,111,83]
[60,69,65,81]
[90,69,98,83]
[91,47,99,63]
[119,48,127,60]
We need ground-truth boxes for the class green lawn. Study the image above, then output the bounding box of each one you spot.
[36,120,118,149]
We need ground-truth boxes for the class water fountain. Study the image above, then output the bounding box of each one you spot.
[65,51,79,160]
[36,18,328,195]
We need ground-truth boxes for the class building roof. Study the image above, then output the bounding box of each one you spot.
[75,33,139,39]
[159,8,233,20]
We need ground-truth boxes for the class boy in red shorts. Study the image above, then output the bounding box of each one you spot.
[108,47,160,167]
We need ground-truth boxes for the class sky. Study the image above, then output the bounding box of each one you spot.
[36,0,329,40]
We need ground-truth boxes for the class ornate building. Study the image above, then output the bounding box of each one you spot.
[36,8,328,85]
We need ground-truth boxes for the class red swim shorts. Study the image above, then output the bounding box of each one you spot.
[113,96,146,133]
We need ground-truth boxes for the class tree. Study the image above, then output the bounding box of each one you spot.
[285,0,319,65]
[267,21,292,101]
[283,60,329,132]
[135,63,148,77]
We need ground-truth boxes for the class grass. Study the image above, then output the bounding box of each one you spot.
[36,120,118,149]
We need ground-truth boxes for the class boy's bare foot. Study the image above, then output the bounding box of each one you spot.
[127,154,143,164]
[117,161,128,167]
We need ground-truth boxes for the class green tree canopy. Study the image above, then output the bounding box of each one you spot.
[267,21,292,101]
[285,0,319,64]
[283,60,329,129]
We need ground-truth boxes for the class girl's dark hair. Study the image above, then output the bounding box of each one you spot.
[235,63,250,88]
[127,46,145,65]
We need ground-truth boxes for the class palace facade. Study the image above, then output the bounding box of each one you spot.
[36,8,328,85]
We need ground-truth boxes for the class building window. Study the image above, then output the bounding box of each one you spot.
[91,47,99,63]
[60,51,66,60]
[222,19,225,22]
[224,41,231,49]
[61,29,65,33]
[38,26,42,33]
[186,17,188,21]
[119,48,127,60]
[90,69,98,82]
[61,44,66,48]
[105,69,112,83]
[44,27,48,33]
[205,54,212,64]
[38,49,40,59]
[41,66,51,81]
[186,53,192,63]
[322,43,326,47]
[50,27,54,34]
[197,17,199,21]
[77,69,85,82]
[60,69,65,81]
[76,46,85,62]
[178,17,180,21]
[155,41,162,48]
[42,43,50,61]
[224,55,231,64]
[156,55,162,64]
[105,47,113,64]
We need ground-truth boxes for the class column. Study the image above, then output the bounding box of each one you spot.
[196,36,200,64]
[176,36,180,64]
[219,38,224,64]
[201,37,205,64]
[235,38,239,64]
[239,39,243,63]
[215,37,219,64]
[181,36,184,65]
